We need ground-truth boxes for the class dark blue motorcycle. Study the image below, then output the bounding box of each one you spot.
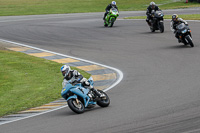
[149,10,164,33]
[61,77,110,114]
[176,23,194,47]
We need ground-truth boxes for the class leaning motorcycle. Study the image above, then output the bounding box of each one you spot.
[149,10,164,33]
[175,23,194,47]
[104,8,119,27]
[61,77,110,114]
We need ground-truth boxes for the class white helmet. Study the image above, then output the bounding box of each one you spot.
[60,65,71,77]
[111,1,116,5]
[150,1,156,9]
[150,1,155,6]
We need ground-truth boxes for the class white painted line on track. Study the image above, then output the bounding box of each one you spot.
[0,38,123,125]
[0,105,69,126]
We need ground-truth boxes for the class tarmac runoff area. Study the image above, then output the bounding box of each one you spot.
[0,40,123,125]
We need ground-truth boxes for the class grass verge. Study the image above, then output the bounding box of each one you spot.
[0,0,199,16]
[124,14,200,20]
[0,49,90,117]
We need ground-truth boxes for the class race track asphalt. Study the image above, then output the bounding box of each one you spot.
[0,8,200,133]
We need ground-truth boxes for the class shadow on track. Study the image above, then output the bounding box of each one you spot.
[96,26,121,28]
[139,31,165,35]
[56,106,107,116]
[163,45,194,49]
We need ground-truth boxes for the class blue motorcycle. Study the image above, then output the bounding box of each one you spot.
[61,77,110,114]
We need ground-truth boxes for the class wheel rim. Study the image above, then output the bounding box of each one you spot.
[101,97,109,103]
[99,93,109,103]
[72,100,82,109]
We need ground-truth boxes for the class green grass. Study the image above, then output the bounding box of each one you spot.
[124,14,200,20]
[0,0,199,16]
[0,50,90,117]
[159,1,200,10]
[0,0,199,117]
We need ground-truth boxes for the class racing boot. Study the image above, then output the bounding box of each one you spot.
[103,15,106,21]
[91,88,105,98]
[178,38,181,43]
[147,21,151,26]
[103,17,106,23]
[87,92,94,101]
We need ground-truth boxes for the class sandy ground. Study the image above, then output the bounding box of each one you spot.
[0,41,18,50]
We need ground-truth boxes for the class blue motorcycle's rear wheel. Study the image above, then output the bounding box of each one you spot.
[68,99,85,114]
[97,90,110,107]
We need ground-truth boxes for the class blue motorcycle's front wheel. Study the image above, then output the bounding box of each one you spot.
[68,99,85,114]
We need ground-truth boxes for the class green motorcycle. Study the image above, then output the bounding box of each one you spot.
[104,8,119,27]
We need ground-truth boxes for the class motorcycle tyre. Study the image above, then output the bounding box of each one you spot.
[104,22,108,27]
[159,22,164,33]
[68,98,85,114]
[150,26,155,32]
[97,90,110,107]
[185,35,194,47]
[109,18,115,27]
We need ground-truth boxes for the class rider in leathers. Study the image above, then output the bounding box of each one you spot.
[170,14,188,43]
[61,65,104,98]
[146,2,161,26]
[103,1,118,21]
